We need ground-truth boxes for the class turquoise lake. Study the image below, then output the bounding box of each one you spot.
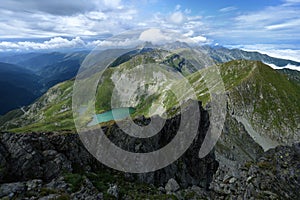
[88,107,135,126]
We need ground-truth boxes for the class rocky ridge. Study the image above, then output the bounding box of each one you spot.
[0,101,299,199]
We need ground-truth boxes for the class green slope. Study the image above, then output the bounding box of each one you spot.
[1,59,299,147]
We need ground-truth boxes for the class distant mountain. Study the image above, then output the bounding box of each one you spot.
[277,68,300,85]
[37,57,84,90]
[2,54,299,148]
[200,46,300,68]
[0,52,88,114]
[0,51,88,71]
[0,62,41,115]
[0,44,299,120]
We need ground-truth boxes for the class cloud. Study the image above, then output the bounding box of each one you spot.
[229,44,300,63]
[219,6,237,12]
[138,28,208,45]
[0,0,97,16]
[88,38,138,48]
[0,7,138,38]
[0,37,85,51]
[207,0,300,46]
[265,19,300,30]
[139,28,171,43]
[190,35,207,43]
[175,4,181,11]
[0,0,138,38]
[0,0,210,48]
[169,11,185,24]
[265,63,300,71]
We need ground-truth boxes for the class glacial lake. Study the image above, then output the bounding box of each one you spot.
[88,107,135,126]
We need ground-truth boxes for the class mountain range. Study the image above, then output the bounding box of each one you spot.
[0,51,88,115]
[0,44,299,199]
[1,45,299,155]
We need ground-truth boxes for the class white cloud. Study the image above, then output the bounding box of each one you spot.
[103,0,122,8]
[0,2,138,38]
[0,37,85,51]
[265,63,300,71]
[88,38,138,48]
[265,19,300,30]
[139,28,171,43]
[169,11,185,24]
[229,44,300,63]
[138,28,208,45]
[219,6,237,12]
[190,35,207,43]
[208,1,300,45]
[259,49,300,63]
[175,4,181,11]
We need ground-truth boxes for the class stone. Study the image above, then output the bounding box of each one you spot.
[0,182,26,198]
[39,194,61,200]
[158,186,166,193]
[223,175,231,183]
[229,177,237,184]
[165,178,180,193]
[71,178,102,200]
[26,179,42,191]
[107,184,119,198]
[246,175,255,183]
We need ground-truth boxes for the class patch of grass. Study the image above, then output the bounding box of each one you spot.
[40,188,60,196]
[56,193,71,200]
[257,161,274,170]
[64,173,84,192]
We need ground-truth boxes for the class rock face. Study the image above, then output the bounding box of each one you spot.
[0,100,219,199]
[165,178,180,193]
[101,100,218,188]
[210,143,300,199]
[0,132,102,183]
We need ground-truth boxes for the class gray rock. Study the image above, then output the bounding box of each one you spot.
[71,178,102,200]
[45,176,69,191]
[158,186,166,194]
[0,182,25,198]
[107,184,119,198]
[165,178,180,193]
[229,177,237,184]
[26,179,42,191]
[39,194,61,200]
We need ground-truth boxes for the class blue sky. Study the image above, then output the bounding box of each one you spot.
[0,0,299,61]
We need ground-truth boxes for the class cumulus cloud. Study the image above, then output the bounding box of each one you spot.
[88,38,138,48]
[0,0,212,51]
[138,28,208,45]
[0,1,138,38]
[190,35,207,43]
[139,28,171,43]
[0,37,85,51]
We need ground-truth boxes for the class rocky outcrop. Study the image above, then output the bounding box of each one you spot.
[0,100,219,199]
[101,101,218,188]
[210,143,300,199]
[0,131,102,183]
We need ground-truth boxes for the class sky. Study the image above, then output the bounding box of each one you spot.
[0,0,299,61]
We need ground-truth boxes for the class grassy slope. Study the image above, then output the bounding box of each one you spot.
[4,60,300,138]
